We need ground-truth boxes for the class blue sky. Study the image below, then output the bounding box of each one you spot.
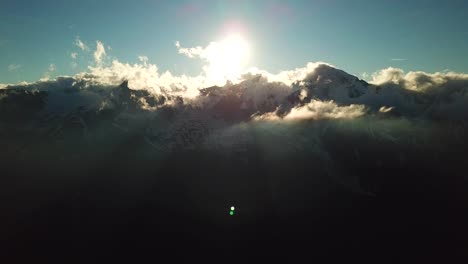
[1,0,468,83]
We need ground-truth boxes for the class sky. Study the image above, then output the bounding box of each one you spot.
[1,0,468,84]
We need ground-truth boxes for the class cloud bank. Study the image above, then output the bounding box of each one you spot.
[255,100,366,121]
[1,38,468,198]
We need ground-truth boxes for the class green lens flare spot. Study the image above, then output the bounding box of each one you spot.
[229,211,234,216]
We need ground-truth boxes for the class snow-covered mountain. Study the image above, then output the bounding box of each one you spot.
[2,63,468,200]
[287,64,370,105]
[2,63,467,141]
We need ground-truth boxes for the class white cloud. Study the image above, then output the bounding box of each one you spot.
[176,41,204,58]
[77,59,329,108]
[75,36,88,51]
[366,67,468,120]
[79,59,205,98]
[94,41,106,65]
[138,55,149,65]
[286,100,366,120]
[71,52,78,59]
[390,58,407,61]
[8,64,21,72]
[40,64,56,81]
[255,100,366,121]
[370,67,405,85]
[176,39,333,88]
[370,67,468,91]
[175,37,251,85]
[247,62,334,87]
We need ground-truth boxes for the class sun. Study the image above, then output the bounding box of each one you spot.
[204,34,250,84]
[219,34,250,76]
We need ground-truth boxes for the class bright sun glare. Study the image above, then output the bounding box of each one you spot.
[204,34,250,84]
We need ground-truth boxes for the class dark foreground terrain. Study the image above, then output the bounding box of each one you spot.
[2,129,467,263]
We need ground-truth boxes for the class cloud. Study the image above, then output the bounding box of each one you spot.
[94,41,106,65]
[286,100,366,120]
[175,37,251,85]
[5,51,468,123]
[2,37,468,206]
[370,67,405,85]
[175,41,204,58]
[138,55,149,65]
[255,100,366,121]
[75,36,88,51]
[3,58,468,198]
[390,58,407,61]
[40,64,56,81]
[80,59,204,97]
[5,34,468,124]
[71,52,78,59]
[361,72,369,80]
[176,39,324,88]
[246,62,333,86]
[370,67,468,91]
[49,64,56,72]
[82,50,320,102]
[366,67,468,120]
[8,64,21,72]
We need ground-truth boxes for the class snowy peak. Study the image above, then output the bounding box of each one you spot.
[195,66,373,120]
[301,64,370,103]
[305,64,362,85]
[111,80,167,111]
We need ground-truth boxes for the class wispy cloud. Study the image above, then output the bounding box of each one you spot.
[71,52,78,59]
[94,41,106,65]
[138,55,149,65]
[75,36,88,51]
[390,58,407,61]
[8,64,21,72]
[40,64,56,81]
